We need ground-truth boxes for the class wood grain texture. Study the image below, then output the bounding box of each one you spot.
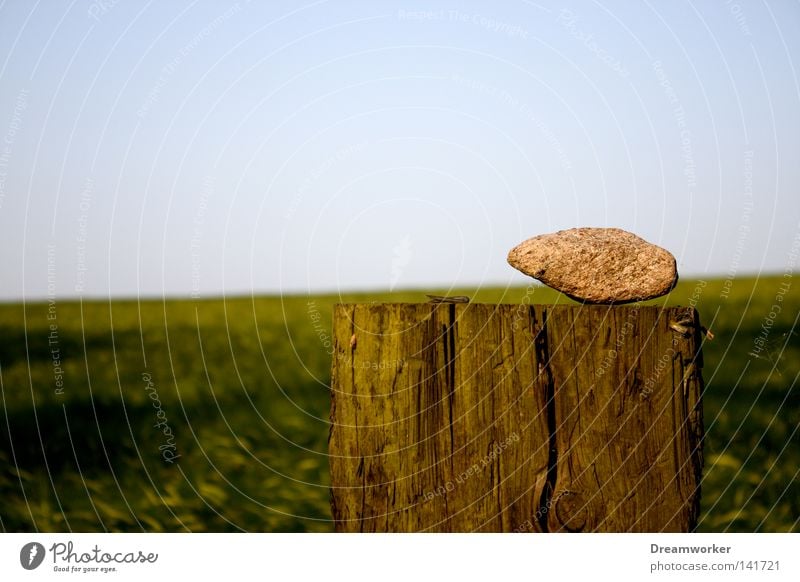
[329,304,703,532]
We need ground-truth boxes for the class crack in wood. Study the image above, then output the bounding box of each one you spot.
[533,306,558,533]
[446,303,457,458]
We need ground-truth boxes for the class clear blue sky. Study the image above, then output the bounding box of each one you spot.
[1,0,798,300]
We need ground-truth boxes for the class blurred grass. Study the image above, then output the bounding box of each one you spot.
[0,276,797,532]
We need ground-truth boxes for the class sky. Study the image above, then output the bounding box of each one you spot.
[0,0,798,301]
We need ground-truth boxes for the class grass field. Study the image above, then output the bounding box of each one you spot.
[0,277,797,532]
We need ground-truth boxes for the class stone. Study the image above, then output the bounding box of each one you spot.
[507,227,678,304]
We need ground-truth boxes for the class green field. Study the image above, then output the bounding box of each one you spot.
[0,277,797,532]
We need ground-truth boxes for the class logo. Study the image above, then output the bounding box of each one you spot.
[20,542,46,570]
[389,235,413,291]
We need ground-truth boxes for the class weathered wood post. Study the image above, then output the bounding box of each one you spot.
[329,303,703,532]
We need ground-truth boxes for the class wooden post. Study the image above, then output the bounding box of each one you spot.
[329,303,703,532]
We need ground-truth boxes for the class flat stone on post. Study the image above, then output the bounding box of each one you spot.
[507,227,678,304]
